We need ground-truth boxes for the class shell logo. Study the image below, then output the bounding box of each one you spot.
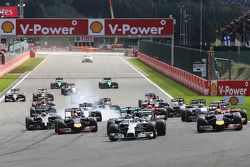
[90,21,103,33]
[211,82,217,95]
[1,21,14,33]
[229,96,239,105]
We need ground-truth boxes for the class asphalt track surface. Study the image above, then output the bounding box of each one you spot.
[0,52,249,167]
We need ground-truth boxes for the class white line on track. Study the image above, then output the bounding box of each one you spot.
[120,57,173,99]
[0,56,49,102]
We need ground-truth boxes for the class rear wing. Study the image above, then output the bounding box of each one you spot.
[190,99,206,105]
[55,77,63,81]
[11,88,20,92]
[120,107,152,116]
[103,77,112,81]
[171,98,184,103]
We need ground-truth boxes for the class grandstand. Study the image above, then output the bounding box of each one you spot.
[216,10,250,47]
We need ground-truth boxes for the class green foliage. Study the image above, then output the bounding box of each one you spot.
[0,58,44,93]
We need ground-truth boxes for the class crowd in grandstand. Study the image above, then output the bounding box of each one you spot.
[216,11,250,46]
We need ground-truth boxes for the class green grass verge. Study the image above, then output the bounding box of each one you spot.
[129,58,250,118]
[0,58,44,93]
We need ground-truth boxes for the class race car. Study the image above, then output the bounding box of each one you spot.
[30,99,57,117]
[98,78,118,89]
[33,88,54,101]
[107,111,166,141]
[61,83,77,95]
[167,98,185,117]
[79,102,102,122]
[55,108,98,134]
[197,107,243,133]
[209,100,248,125]
[31,96,55,107]
[25,110,61,130]
[181,99,208,122]
[50,77,67,89]
[4,88,26,102]
[82,54,93,63]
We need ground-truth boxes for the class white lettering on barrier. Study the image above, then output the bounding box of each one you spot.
[20,24,76,35]
[109,24,164,35]
[219,86,247,96]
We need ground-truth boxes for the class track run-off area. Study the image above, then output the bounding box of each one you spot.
[0,51,250,167]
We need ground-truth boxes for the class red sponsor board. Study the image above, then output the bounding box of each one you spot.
[217,81,250,96]
[16,19,88,36]
[105,18,173,36]
[0,6,18,18]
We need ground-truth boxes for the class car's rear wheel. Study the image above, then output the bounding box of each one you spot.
[25,117,33,130]
[108,124,119,141]
[155,119,166,136]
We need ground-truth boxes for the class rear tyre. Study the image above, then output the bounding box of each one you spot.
[55,119,65,134]
[181,110,187,122]
[89,118,98,132]
[155,119,166,136]
[146,122,156,139]
[95,111,102,122]
[108,124,119,141]
[107,119,115,135]
[240,110,248,125]
[25,117,33,130]
[197,118,205,133]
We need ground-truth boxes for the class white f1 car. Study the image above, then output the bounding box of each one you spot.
[82,55,93,63]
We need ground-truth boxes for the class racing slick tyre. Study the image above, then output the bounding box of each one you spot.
[107,119,115,135]
[25,117,33,130]
[138,99,142,108]
[155,119,166,136]
[146,122,156,139]
[89,118,98,132]
[50,83,56,89]
[22,96,26,102]
[233,113,243,131]
[99,83,104,89]
[95,111,102,122]
[240,110,248,125]
[4,97,8,102]
[48,94,54,101]
[108,124,119,141]
[30,107,36,117]
[197,117,205,133]
[181,110,187,122]
[112,83,118,89]
[32,93,38,101]
[55,119,66,135]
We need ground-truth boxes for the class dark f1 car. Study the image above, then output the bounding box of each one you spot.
[61,83,77,95]
[99,78,118,89]
[30,98,56,117]
[4,88,26,102]
[197,108,243,133]
[209,100,248,125]
[33,88,54,101]
[181,99,208,122]
[25,110,61,130]
[167,98,185,117]
[55,108,98,134]
[79,102,102,122]
[107,108,166,141]
[50,77,67,89]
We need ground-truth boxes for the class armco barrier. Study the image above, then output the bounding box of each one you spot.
[137,52,210,95]
[0,51,31,78]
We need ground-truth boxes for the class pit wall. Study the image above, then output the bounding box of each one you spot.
[0,51,31,78]
[137,52,210,95]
